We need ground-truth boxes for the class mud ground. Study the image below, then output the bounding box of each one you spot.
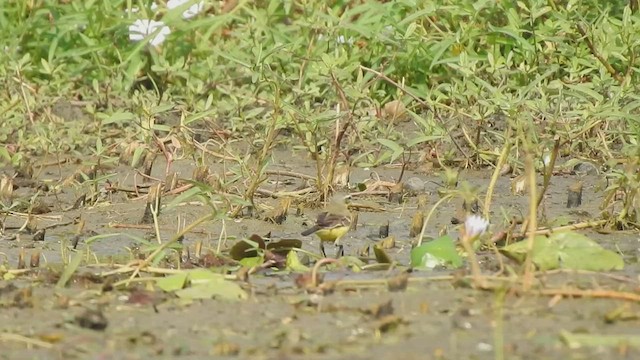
[1,150,639,360]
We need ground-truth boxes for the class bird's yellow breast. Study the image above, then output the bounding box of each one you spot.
[315,226,349,243]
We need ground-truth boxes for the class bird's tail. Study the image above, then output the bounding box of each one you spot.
[301,225,321,236]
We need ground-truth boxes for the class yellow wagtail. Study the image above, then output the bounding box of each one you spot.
[301,194,352,258]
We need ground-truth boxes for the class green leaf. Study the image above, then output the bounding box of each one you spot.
[285,251,309,272]
[267,239,302,256]
[230,236,265,260]
[175,280,247,301]
[377,139,404,162]
[488,25,535,53]
[0,147,10,163]
[429,37,457,70]
[187,269,226,284]
[551,232,624,271]
[131,146,146,168]
[500,232,623,271]
[564,83,604,103]
[98,111,136,125]
[156,272,188,292]
[56,251,84,288]
[159,269,248,301]
[239,257,263,268]
[175,276,248,300]
[404,22,417,38]
[373,245,392,264]
[501,236,559,270]
[410,235,463,269]
[163,186,204,211]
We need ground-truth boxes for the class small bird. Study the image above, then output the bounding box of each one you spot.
[301,194,352,258]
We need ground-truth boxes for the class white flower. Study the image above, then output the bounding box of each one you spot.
[129,19,171,47]
[167,0,205,19]
[464,215,489,239]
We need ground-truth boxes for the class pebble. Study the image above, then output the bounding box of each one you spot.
[403,177,426,195]
[573,161,599,175]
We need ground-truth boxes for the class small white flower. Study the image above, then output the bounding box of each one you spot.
[167,0,205,19]
[129,19,171,47]
[464,215,489,239]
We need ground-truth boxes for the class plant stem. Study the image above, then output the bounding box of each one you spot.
[522,152,538,291]
[483,128,512,218]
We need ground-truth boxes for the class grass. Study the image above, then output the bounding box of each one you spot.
[2,1,638,171]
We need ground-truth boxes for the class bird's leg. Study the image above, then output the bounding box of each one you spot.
[320,242,327,258]
[335,244,344,258]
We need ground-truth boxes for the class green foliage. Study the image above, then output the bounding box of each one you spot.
[0,0,640,169]
[157,269,248,301]
[500,231,624,271]
[410,234,463,269]
[2,1,640,229]
[1,0,639,167]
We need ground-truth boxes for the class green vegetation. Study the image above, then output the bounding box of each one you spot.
[3,0,640,205]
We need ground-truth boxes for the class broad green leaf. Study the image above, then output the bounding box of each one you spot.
[285,251,309,272]
[500,235,560,270]
[551,232,624,271]
[500,232,623,271]
[230,237,265,260]
[239,257,263,268]
[266,239,302,256]
[410,235,463,269]
[156,272,188,292]
[175,281,247,301]
[187,269,226,284]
